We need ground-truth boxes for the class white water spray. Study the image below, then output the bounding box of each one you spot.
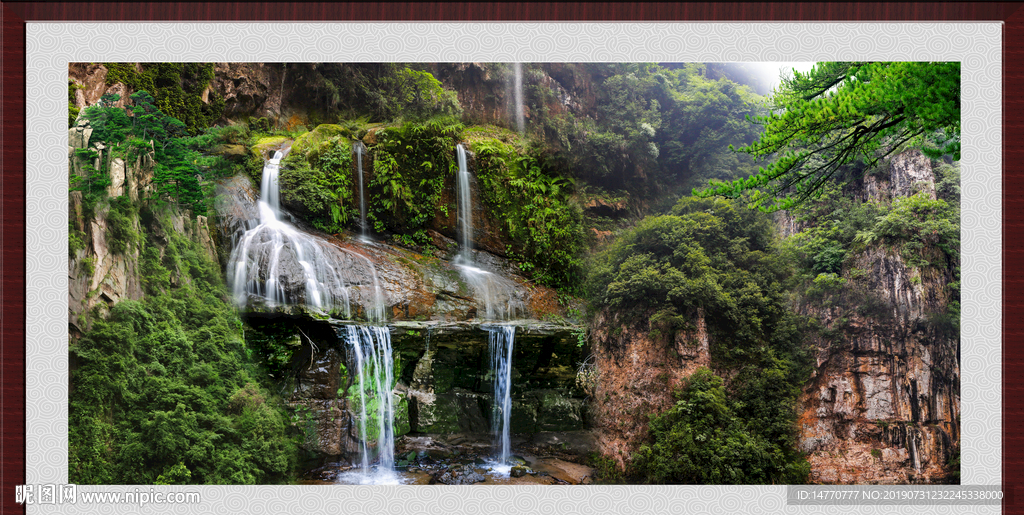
[226,149,383,319]
[489,325,516,468]
[456,144,473,263]
[346,325,398,482]
[354,142,369,240]
[453,144,524,320]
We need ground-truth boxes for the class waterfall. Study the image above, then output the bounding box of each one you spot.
[346,325,397,479]
[225,149,384,319]
[453,144,524,320]
[354,142,368,240]
[456,144,473,263]
[488,326,516,468]
[513,63,525,133]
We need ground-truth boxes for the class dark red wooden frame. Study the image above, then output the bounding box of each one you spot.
[1,2,1020,513]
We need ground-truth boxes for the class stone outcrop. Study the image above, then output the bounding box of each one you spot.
[589,307,711,471]
[68,125,219,336]
[213,174,562,323]
[210,62,286,122]
[428,63,594,137]
[794,150,960,484]
[281,320,586,464]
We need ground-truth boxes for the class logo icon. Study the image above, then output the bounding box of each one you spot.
[15,484,76,505]
[14,485,32,505]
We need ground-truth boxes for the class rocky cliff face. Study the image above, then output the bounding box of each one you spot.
[794,150,960,484]
[428,63,594,139]
[69,62,292,127]
[589,307,710,471]
[67,119,219,337]
[586,150,959,483]
[213,173,563,322]
[209,62,289,123]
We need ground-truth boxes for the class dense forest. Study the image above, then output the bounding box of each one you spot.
[67,61,960,485]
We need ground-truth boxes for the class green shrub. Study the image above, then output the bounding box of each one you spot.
[366,118,463,237]
[631,368,809,484]
[69,223,86,257]
[473,137,585,289]
[69,211,299,484]
[105,196,137,255]
[279,136,355,234]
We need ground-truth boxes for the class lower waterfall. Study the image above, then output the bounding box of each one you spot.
[488,325,516,471]
[344,324,398,483]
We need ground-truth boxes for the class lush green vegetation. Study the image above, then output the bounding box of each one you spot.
[68,61,960,486]
[366,118,464,242]
[523,63,764,212]
[287,63,462,122]
[632,368,810,484]
[698,62,960,211]
[472,137,585,289]
[69,206,299,484]
[104,63,224,135]
[587,196,813,483]
[75,91,239,217]
[779,160,960,326]
[280,133,356,234]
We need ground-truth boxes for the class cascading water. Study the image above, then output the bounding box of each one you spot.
[345,325,397,482]
[354,141,369,241]
[223,146,401,484]
[456,144,473,263]
[488,325,516,470]
[513,63,525,134]
[453,144,524,320]
[226,149,384,319]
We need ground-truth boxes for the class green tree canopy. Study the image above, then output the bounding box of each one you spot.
[696,62,960,211]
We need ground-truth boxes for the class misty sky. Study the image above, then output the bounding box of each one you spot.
[760,62,816,92]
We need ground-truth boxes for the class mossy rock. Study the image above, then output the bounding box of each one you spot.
[292,124,351,155]
[413,394,461,433]
[251,135,289,159]
[394,394,411,437]
[211,144,248,162]
[464,125,522,145]
[535,390,585,431]
[510,398,539,434]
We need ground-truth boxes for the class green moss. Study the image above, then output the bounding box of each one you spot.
[413,394,460,433]
[463,124,521,144]
[394,394,410,437]
[292,124,351,155]
[252,136,289,156]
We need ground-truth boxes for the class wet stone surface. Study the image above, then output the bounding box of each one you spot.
[297,431,597,485]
